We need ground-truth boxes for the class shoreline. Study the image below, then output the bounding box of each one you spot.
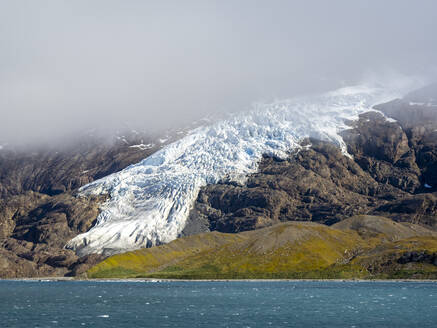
[3,277,437,283]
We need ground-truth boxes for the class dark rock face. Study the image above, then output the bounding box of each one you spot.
[7,193,105,247]
[0,190,107,277]
[186,87,437,234]
[373,193,437,227]
[187,139,409,233]
[397,251,437,266]
[0,131,179,199]
[373,95,437,193]
[0,130,180,278]
[342,112,421,193]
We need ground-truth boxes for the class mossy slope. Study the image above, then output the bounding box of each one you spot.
[88,216,437,279]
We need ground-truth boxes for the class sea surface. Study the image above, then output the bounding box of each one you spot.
[0,280,436,327]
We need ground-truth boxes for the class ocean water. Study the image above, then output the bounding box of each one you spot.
[0,280,436,327]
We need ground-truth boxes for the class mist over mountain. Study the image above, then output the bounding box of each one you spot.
[1,1,437,145]
[0,1,437,281]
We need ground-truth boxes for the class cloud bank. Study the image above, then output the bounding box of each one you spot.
[1,0,436,145]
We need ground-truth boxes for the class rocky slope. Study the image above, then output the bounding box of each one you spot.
[185,86,437,235]
[0,129,189,277]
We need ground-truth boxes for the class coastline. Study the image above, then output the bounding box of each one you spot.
[3,277,437,283]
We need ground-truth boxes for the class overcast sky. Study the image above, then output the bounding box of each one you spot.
[1,0,436,145]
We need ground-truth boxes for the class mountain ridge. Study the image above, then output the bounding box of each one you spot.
[66,83,411,256]
[1,83,436,278]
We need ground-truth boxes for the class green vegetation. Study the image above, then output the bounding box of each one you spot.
[87,217,437,280]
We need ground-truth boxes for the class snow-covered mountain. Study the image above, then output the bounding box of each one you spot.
[66,83,416,256]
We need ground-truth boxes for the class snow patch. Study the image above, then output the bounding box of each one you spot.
[129,143,154,150]
[66,83,414,256]
[409,101,437,107]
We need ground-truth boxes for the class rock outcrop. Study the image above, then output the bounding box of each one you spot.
[186,86,437,234]
[0,130,182,278]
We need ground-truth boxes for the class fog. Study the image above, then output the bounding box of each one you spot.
[1,0,437,145]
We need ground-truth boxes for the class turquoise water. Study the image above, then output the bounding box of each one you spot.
[0,280,436,327]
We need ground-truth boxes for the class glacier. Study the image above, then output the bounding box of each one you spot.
[65,82,415,256]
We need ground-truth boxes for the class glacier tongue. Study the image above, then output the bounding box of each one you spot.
[66,84,410,256]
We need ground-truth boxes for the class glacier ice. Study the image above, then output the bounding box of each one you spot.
[65,83,413,256]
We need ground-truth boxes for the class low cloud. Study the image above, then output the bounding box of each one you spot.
[1,1,436,145]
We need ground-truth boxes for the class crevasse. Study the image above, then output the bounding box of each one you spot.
[65,83,411,256]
